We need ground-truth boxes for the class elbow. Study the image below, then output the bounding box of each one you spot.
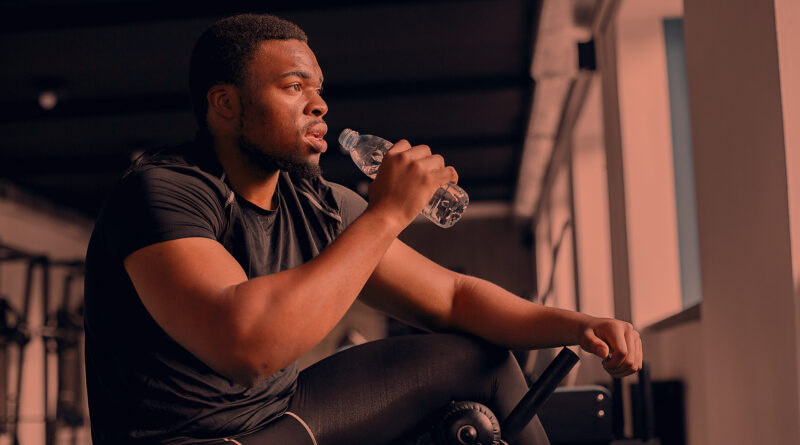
[223,345,292,387]
[172,284,300,387]
[222,316,300,387]
[213,307,288,386]
[213,285,317,386]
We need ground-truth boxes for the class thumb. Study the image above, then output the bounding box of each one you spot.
[582,330,610,359]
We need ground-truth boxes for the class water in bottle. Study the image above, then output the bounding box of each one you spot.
[338,128,469,228]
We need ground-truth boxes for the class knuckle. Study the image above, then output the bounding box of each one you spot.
[621,322,633,334]
[383,148,398,160]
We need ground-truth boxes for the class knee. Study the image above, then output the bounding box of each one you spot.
[428,334,518,377]
[456,335,514,366]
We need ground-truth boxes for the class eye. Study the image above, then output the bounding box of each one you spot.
[287,83,302,92]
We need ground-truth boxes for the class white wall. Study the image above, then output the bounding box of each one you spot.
[683,0,800,443]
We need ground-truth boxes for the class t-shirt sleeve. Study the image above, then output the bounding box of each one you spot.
[328,182,368,228]
[101,166,225,260]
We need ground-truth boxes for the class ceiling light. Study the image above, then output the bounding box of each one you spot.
[38,90,58,110]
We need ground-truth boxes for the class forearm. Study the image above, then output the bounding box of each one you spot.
[447,274,595,349]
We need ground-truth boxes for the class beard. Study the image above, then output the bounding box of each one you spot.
[236,132,322,180]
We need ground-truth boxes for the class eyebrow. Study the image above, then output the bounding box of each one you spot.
[280,70,324,83]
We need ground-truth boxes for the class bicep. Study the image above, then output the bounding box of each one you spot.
[360,239,459,331]
[124,237,249,377]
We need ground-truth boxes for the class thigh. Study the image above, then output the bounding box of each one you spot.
[224,414,315,445]
[287,333,549,445]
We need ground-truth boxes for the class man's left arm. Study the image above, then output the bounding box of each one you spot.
[360,239,642,378]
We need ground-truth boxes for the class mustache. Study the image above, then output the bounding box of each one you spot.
[301,120,327,133]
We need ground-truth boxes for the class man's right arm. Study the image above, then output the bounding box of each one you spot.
[123,141,456,386]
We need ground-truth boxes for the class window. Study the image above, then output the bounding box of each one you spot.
[664,18,702,308]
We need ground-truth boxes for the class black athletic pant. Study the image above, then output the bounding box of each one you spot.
[231,333,549,445]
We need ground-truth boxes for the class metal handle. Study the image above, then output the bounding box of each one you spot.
[501,347,579,442]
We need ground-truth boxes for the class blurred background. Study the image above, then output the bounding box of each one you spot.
[1,0,798,444]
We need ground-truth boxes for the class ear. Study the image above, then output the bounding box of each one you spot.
[206,85,240,121]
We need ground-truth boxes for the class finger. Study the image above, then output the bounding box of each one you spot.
[604,357,629,379]
[432,165,458,185]
[608,329,638,376]
[386,139,413,154]
[629,330,642,373]
[445,166,459,184]
[614,329,644,377]
[635,333,643,371]
[582,329,611,360]
[607,353,634,377]
[611,368,632,379]
[413,153,445,170]
[396,144,432,161]
[602,326,629,369]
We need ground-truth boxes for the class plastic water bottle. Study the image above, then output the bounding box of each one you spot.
[339,128,469,228]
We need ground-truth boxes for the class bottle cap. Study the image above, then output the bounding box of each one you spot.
[338,128,360,153]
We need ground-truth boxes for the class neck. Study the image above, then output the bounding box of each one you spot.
[211,134,280,210]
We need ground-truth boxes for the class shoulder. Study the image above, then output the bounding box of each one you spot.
[121,142,231,204]
[95,142,232,259]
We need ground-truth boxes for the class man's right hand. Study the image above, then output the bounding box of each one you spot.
[366,140,459,231]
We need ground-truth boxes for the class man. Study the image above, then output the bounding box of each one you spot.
[84,13,641,445]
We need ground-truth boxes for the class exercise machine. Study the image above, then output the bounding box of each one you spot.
[421,347,579,445]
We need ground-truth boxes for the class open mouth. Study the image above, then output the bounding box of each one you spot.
[304,125,328,153]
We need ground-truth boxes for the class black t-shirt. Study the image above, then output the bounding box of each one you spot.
[84,138,367,444]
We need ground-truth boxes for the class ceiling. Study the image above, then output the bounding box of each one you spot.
[0,0,541,219]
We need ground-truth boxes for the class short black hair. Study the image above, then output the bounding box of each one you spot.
[189,13,308,130]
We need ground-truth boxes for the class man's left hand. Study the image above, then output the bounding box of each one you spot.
[578,318,643,378]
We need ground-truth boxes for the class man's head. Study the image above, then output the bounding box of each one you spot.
[190,14,328,179]
[189,14,307,130]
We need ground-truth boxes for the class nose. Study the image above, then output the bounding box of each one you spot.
[306,93,328,117]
